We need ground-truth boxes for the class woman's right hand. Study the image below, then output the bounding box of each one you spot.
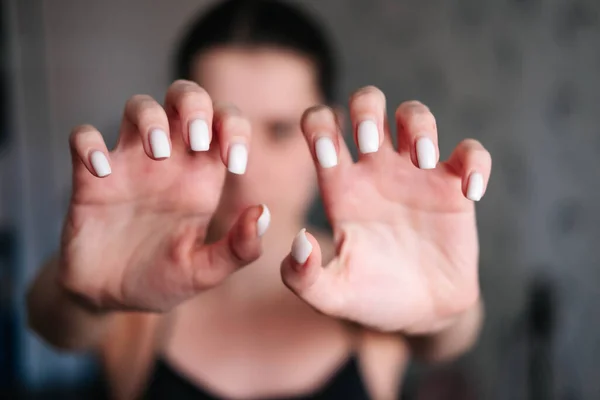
[60,80,269,312]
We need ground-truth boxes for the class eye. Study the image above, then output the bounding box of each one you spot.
[268,121,297,142]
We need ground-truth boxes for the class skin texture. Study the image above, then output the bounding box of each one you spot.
[27,47,490,400]
[197,48,321,236]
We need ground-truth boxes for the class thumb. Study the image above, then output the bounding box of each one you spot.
[281,229,342,316]
[193,204,270,289]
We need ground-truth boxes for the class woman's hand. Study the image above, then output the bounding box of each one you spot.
[60,80,269,312]
[281,86,491,334]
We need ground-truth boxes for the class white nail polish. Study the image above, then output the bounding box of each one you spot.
[189,119,210,151]
[90,151,111,177]
[256,204,271,237]
[150,129,170,158]
[291,228,312,264]
[416,137,436,169]
[467,172,484,201]
[357,120,379,154]
[315,137,338,168]
[228,143,248,175]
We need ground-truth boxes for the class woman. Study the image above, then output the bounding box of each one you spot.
[27,0,491,399]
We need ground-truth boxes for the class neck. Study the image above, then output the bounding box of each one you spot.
[208,209,307,253]
[260,214,305,254]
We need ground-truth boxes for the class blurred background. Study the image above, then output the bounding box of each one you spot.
[1,0,599,398]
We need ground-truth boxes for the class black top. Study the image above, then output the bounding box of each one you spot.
[144,357,371,400]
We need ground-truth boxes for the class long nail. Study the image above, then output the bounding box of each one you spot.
[228,143,248,174]
[291,228,312,265]
[467,172,484,201]
[357,120,379,154]
[256,204,271,237]
[90,151,111,177]
[189,119,210,151]
[416,137,436,169]
[150,129,170,159]
[315,137,338,168]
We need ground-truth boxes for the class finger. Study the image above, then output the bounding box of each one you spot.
[69,125,112,178]
[164,80,213,152]
[193,204,270,288]
[118,94,171,160]
[300,105,352,190]
[395,101,439,169]
[213,103,251,175]
[444,139,492,201]
[349,86,389,157]
[280,229,341,316]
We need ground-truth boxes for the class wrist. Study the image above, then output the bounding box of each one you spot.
[404,298,484,363]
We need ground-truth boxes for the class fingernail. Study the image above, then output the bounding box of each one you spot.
[357,120,379,154]
[228,143,248,175]
[150,129,170,159]
[416,137,436,169]
[315,137,338,168]
[467,172,484,201]
[90,151,111,177]
[256,204,271,237]
[291,228,312,265]
[189,119,210,151]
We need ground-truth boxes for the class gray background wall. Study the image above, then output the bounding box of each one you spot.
[5,0,600,398]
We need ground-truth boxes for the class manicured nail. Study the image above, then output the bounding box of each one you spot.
[90,151,111,177]
[416,137,436,169]
[467,172,484,201]
[228,143,248,174]
[256,204,271,237]
[315,137,338,168]
[189,119,210,151]
[291,228,312,265]
[150,129,170,159]
[357,120,379,154]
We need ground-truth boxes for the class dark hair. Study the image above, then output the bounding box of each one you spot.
[173,0,337,104]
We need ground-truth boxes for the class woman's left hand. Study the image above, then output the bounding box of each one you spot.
[280,86,491,334]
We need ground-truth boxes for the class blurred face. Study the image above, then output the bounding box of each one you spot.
[193,47,322,230]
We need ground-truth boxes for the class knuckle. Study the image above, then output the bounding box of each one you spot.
[136,104,164,124]
[127,94,154,108]
[126,95,162,119]
[175,88,211,111]
[461,138,482,148]
[404,99,428,109]
[70,124,96,138]
[476,148,492,163]
[214,102,241,116]
[301,105,335,126]
[170,79,210,100]
[352,85,384,98]
[69,125,101,152]
[351,85,386,105]
[396,101,436,129]
[170,79,198,90]
[396,100,432,117]
[463,140,491,165]
[221,114,250,134]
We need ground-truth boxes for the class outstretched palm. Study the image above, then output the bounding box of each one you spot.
[281,90,491,333]
[61,81,264,312]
